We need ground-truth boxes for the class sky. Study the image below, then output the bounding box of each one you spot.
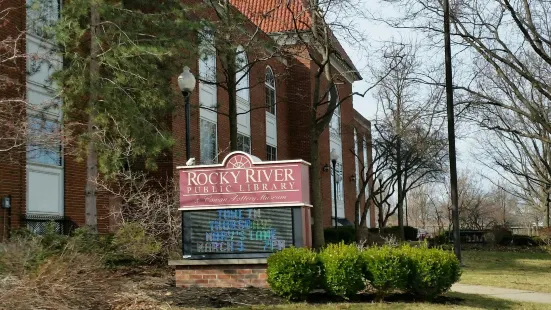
[337,1,496,184]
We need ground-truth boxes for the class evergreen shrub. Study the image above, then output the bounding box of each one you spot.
[362,246,409,300]
[319,243,365,298]
[266,247,319,300]
[403,246,461,300]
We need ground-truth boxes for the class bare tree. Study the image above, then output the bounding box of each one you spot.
[265,0,387,247]
[370,42,448,237]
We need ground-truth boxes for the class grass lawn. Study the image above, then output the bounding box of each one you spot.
[226,293,548,310]
[460,250,551,293]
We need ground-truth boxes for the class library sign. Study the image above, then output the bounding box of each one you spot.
[178,152,312,259]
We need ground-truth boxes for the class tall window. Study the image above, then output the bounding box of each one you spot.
[26,0,60,39]
[200,119,217,164]
[199,27,218,164]
[329,87,341,139]
[236,46,251,151]
[199,28,216,83]
[267,145,277,161]
[27,116,62,166]
[26,0,64,219]
[237,133,251,154]
[265,67,276,114]
[363,136,370,227]
[236,46,249,100]
[265,66,277,159]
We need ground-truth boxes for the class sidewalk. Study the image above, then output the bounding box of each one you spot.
[452,283,551,304]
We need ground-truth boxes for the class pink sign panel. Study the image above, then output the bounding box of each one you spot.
[179,152,311,210]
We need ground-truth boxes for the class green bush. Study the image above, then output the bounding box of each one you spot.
[324,226,356,244]
[266,247,319,300]
[492,226,513,245]
[319,243,365,298]
[107,222,162,265]
[404,246,461,300]
[362,246,409,300]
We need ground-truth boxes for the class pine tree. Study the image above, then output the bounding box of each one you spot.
[53,0,199,231]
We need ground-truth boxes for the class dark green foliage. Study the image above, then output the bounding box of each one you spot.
[366,226,418,241]
[265,245,461,300]
[427,231,451,247]
[362,246,409,300]
[319,243,365,298]
[500,235,541,247]
[104,222,162,266]
[324,226,356,244]
[53,0,201,175]
[404,226,419,241]
[266,247,319,300]
[491,226,513,245]
[403,246,461,300]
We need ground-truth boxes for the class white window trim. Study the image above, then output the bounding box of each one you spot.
[265,66,276,116]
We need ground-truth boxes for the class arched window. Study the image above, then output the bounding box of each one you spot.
[236,46,249,101]
[265,67,276,115]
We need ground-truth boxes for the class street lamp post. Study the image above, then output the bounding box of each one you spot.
[330,149,339,229]
[177,66,196,161]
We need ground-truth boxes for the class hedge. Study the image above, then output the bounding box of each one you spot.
[267,244,461,301]
[319,243,365,298]
[266,247,319,300]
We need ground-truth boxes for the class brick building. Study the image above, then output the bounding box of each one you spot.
[0,0,374,240]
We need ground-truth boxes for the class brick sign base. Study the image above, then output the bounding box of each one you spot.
[169,259,268,288]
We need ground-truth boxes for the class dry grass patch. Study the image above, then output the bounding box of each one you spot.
[0,252,120,310]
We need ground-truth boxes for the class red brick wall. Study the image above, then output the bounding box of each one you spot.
[175,264,268,288]
[0,0,27,239]
[1,0,371,236]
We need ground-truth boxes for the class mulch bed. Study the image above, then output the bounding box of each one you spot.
[119,267,465,308]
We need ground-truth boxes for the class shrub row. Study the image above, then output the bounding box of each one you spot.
[267,243,461,301]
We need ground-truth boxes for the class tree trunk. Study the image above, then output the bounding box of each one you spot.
[85,1,99,233]
[310,134,325,248]
[396,104,405,240]
[444,0,461,262]
[226,52,238,151]
[547,190,550,228]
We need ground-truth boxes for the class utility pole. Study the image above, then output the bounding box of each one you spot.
[443,0,461,262]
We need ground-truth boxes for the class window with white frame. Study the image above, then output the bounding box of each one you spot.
[329,86,341,139]
[198,28,216,84]
[265,67,276,115]
[330,147,345,221]
[354,128,360,223]
[26,0,60,39]
[363,136,370,227]
[235,46,251,154]
[199,27,218,165]
[27,117,62,166]
[237,133,251,154]
[26,0,64,218]
[267,145,277,161]
[200,119,217,164]
[236,46,249,100]
[265,66,278,159]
